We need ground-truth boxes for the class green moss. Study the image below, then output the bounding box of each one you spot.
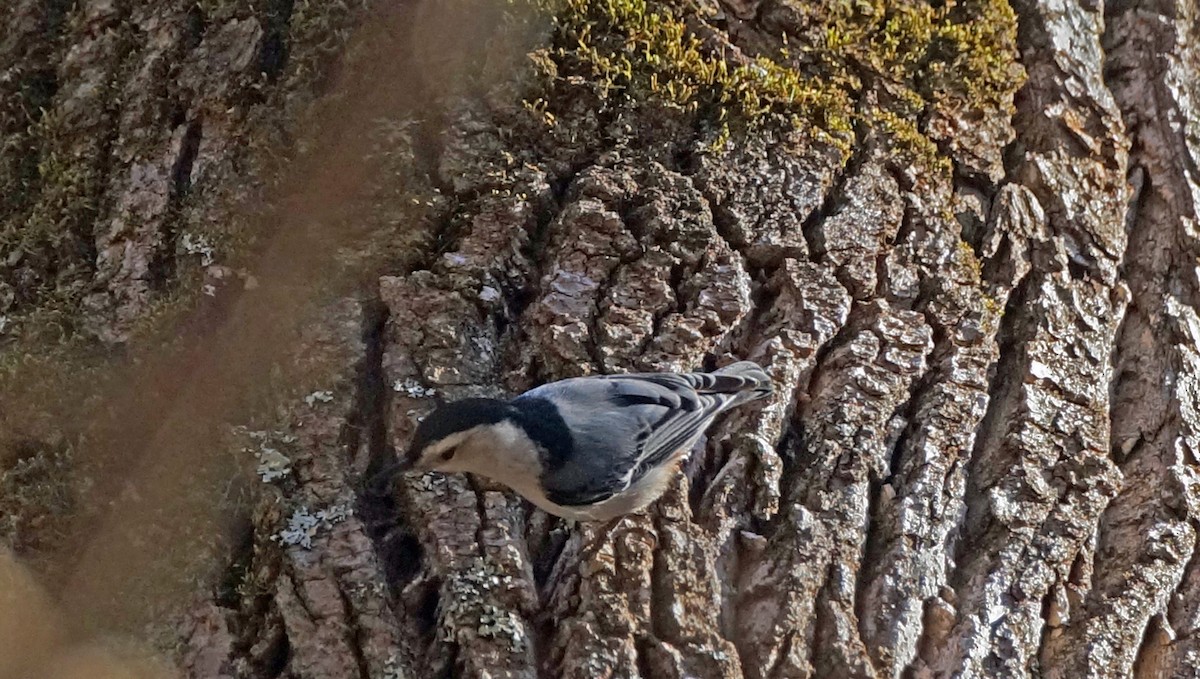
[523,0,1022,168]
[0,10,130,345]
[285,0,366,92]
[526,0,854,154]
[0,441,76,558]
[23,129,104,243]
[923,0,1023,111]
[982,291,1003,316]
[957,238,982,283]
[0,0,376,456]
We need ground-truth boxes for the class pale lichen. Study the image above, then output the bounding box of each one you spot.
[179,232,218,267]
[274,503,354,549]
[255,446,293,483]
[438,557,530,652]
[392,378,436,398]
[303,389,335,407]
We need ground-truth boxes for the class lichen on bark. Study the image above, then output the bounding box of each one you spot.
[10,0,1200,677]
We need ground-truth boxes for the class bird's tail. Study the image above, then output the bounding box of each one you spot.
[700,361,774,405]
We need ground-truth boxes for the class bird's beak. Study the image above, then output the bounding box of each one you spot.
[402,448,428,472]
[365,456,415,493]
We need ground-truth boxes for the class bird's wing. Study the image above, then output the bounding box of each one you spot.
[604,362,772,397]
[596,377,713,481]
[587,362,774,487]
[525,367,767,507]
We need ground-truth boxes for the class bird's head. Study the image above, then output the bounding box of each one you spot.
[403,397,515,473]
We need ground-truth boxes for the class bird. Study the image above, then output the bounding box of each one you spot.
[393,361,773,521]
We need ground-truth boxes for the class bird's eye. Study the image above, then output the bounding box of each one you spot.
[440,448,456,462]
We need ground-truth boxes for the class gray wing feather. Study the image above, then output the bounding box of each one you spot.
[605,361,771,396]
[532,362,772,506]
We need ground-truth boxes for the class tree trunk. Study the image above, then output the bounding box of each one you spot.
[2,0,1199,677]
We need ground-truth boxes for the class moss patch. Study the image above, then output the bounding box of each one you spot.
[523,0,1022,167]
[0,0,374,567]
[535,0,855,151]
[0,441,77,560]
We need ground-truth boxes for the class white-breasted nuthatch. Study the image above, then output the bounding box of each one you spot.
[394,361,773,521]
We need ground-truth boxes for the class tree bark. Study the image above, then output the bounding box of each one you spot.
[3,0,1200,678]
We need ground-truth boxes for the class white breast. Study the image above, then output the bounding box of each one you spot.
[572,459,681,521]
[461,423,685,522]
[522,455,681,522]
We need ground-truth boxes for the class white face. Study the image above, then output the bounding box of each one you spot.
[412,421,543,489]
[415,428,479,473]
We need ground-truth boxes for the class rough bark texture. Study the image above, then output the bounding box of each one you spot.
[3,0,1200,677]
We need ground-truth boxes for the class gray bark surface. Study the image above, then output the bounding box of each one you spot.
[2,0,1200,678]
